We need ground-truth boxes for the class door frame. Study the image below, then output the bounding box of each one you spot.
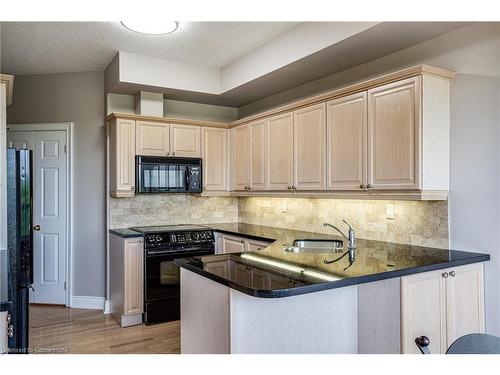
[7,122,74,306]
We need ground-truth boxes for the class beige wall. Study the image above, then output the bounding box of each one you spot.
[110,195,238,229]
[7,72,106,298]
[239,22,500,117]
[239,198,448,249]
[106,93,238,122]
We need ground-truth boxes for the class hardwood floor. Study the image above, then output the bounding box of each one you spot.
[29,305,180,354]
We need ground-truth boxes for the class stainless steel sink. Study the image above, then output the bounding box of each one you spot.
[284,239,344,254]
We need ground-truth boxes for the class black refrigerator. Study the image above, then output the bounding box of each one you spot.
[5,148,33,353]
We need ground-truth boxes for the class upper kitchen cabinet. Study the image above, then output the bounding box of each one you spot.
[326,92,367,190]
[367,75,450,192]
[170,124,201,157]
[136,121,170,156]
[367,77,421,190]
[265,112,294,190]
[109,118,136,198]
[229,119,272,191]
[293,103,326,190]
[136,121,201,157]
[249,120,267,190]
[202,127,228,191]
[230,124,250,191]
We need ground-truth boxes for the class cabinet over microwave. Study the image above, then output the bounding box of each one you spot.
[136,156,202,194]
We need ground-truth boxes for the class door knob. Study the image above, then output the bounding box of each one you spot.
[33,224,41,231]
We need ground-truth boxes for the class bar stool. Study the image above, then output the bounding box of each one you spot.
[415,334,500,354]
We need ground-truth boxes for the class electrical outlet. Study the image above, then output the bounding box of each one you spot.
[386,204,395,220]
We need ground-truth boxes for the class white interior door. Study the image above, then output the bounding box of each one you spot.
[8,130,67,304]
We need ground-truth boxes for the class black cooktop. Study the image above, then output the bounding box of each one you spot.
[130,224,211,233]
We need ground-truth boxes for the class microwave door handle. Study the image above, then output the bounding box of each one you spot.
[185,168,190,191]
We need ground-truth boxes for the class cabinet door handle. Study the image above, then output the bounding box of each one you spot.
[442,272,449,278]
[166,152,170,156]
[366,184,373,190]
[130,186,135,190]
[138,239,143,243]
[360,184,366,189]
[449,270,456,277]
[292,185,296,190]
[33,224,41,231]
[287,186,291,190]
[172,152,176,156]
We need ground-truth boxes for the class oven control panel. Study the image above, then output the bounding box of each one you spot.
[144,230,214,248]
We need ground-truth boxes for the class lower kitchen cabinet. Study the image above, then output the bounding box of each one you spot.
[219,233,272,254]
[109,233,144,327]
[401,262,484,354]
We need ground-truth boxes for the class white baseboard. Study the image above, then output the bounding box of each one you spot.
[103,300,112,314]
[70,295,105,310]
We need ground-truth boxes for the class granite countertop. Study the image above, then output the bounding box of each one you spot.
[175,222,490,298]
[109,228,143,238]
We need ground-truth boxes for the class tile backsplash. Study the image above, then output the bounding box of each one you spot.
[110,195,238,229]
[110,195,449,249]
[238,197,449,249]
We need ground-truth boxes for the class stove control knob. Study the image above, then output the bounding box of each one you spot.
[156,235,162,242]
[192,232,200,240]
[171,234,176,242]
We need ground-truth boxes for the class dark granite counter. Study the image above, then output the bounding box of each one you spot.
[175,222,490,298]
[109,228,143,238]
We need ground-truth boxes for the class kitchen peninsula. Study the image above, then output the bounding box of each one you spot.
[175,223,489,354]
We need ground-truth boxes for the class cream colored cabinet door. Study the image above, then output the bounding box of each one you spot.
[201,127,228,191]
[401,268,447,354]
[265,112,293,190]
[293,103,326,190]
[327,92,367,190]
[230,125,250,191]
[136,121,170,156]
[401,263,485,354]
[445,263,485,348]
[221,234,246,254]
[109,118,136,197]
[249,120,266,190]
[123,238,144,316]
[367,77,421,190]
[246,239,272,252]
[170,124,201,157]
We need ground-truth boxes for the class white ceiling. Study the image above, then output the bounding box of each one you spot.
[0,21,299,75]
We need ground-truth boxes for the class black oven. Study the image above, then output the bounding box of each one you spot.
[136,156,202,194]
[131,225,215,324]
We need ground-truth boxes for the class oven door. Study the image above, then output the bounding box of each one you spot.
[144,247,213,324]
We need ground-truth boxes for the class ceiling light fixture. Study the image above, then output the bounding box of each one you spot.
[120,21,179,35]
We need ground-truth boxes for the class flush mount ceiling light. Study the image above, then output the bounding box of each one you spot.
[120,21,179,35]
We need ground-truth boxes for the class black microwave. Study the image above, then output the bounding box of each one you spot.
[136,156,202,194]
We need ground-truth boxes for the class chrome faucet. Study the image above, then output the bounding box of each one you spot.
[323,220,357,269]
[323,220,356,251]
